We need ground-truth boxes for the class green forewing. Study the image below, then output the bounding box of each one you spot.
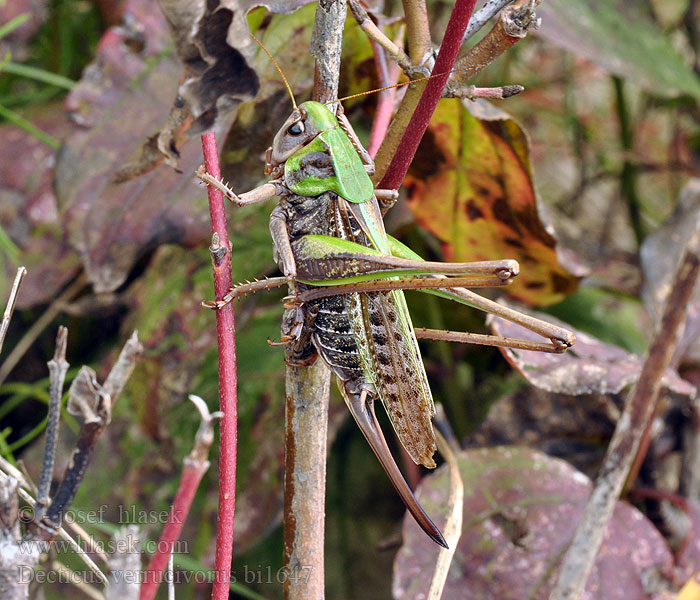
[342,199,437,468]
[320,128,374,204]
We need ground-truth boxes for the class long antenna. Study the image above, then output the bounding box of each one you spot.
[329,62,489,105]
[250,33,297,110]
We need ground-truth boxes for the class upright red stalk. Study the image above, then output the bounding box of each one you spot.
[201,132,238,599]
[140,397,218,600]
[378,0,478,190]
[140,461,207,600]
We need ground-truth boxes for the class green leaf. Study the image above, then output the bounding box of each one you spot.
[0,14,30,40]
[0,103,60,148]
[1,62,75,90]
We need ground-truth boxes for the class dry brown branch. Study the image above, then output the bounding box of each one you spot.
[35,327,69,520]
[551,223,700,599]
[449,2,540,89]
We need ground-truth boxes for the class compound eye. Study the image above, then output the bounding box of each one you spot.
[288,121,304,136]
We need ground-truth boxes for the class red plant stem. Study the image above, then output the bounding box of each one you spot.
[201,132,238,599]
[378,0,477,191]
[140,462,207,600]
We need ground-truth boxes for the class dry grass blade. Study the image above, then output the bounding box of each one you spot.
[427,428,464,600]
[0,266,26,355]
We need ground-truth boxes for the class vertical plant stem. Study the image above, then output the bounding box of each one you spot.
[550,225,700,600]
[202,132,239,600]
[278,3,345,598]
[402,0,431,63]
[367,40,397,158]
[140,397,220,600]
[371,0,433,182]
[35,326,69,520]
[283,362,331,599]
[367,38,401,158]
[378,0,478,191]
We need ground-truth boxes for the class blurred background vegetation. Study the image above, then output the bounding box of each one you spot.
[1,0,699,597]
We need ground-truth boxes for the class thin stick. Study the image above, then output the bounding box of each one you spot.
[140,396,221,600]
[37,333,142,537]
[462,0,516,42]
[367,38,399,159]
[450,2,540,88]
[201,131,240,600]
[378,0,478,191]
[550,224,700,599]
[349,0,412,73]
[35,326,69,520]
[0,273,85,386]
[402,0,432,70]
[0,266,26,355]
[449,84,524,99]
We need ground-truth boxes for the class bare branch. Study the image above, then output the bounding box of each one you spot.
[140,396,221,600]
[551,223,700,599]
[447,84,524,99]
[0,266,26,355]
[35,327,69,520]
[463,0,516,42]
[103,330,143,402]
[348,0,413,72]
[310,0,347,107]
[377,0,479,191]
[283,360,331,600]
[402,0,432,69]
[449,2,540,89]
[29,334,141,540]
[280,3,345,599]
[200,129,239,600]
[0,274,85,387]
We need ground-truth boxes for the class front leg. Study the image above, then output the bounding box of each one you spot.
[197,165,279,207]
